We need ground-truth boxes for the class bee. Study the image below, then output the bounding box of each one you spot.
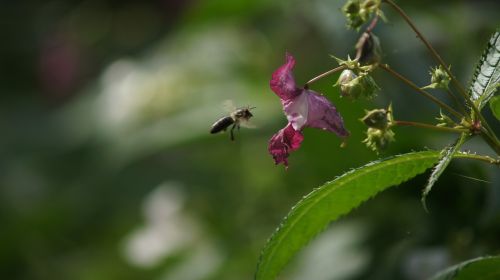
[210,102,255,141]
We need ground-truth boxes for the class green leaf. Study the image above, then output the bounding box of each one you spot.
[489,95,500,120]
[421,133,468,211]
[470,31,500,110]
[256,151,444,280]
[430,256,500,280]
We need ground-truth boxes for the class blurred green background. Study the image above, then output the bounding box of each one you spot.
[1,0,499,279]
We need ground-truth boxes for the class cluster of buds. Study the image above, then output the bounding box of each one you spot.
[436,111,472,132]
[334,30,382,100]
[361,104,395,153]
[334,57,380,100]
[422,65,451,90]
[342,0,382,30]
[337,69,379,99]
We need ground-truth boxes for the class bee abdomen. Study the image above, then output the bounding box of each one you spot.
[210,116,234,134]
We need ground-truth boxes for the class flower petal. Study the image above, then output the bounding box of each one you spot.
[270,53,301,101]
[268,123,304,167]
[282,89,308,131]
[305,90,350,137]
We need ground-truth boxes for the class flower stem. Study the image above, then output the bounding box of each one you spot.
[365,15,379,33]
[455,151,500,166]
[305,65,347,87]
[382,0,500,151]
[378,64,464,120]
[393,120,468,133]
[445,87,469,118]
[382,0,467,97]
[480,129,500,156]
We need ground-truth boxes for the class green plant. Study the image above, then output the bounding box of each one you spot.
[257,1,499,279]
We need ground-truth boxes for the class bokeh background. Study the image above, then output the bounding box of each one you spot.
[1,0,499,279]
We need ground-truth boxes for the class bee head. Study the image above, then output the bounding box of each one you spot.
[234,106,255,119]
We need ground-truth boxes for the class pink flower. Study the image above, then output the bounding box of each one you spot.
[268,53,349,167]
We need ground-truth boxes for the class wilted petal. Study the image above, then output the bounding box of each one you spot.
[305,90,350,137]
[268,123,304,167]
[270,53,301,101]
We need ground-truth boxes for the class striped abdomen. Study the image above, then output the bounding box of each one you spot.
[210,116,234,134]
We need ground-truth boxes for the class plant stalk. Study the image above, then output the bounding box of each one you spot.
[382,0,467,98]
[445,88,469,117]
[455,152,500,166]
[305,65,347,87]
[378,64,464,120]
[393,120,468,134]
[480,129,500,156]
[382,0,500,152]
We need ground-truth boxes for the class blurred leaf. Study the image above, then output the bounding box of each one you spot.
[489,95,500,121]
[421,133,468,211]
[430,256,500,280]
[256,151,447,280]
[470,31,500,110]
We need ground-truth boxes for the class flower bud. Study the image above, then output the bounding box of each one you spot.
[363,127,395,153]
[357,74,380,99]
[422,65,451,89]
[436,110,455,127]
[342,0,381,30]
[361,108,388,130]
[355,32,382,65]
[342,0,364,30]
[336,72,379,99]
[430,65,450,89]
[337,69,358,96]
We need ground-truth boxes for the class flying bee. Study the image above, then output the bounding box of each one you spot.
[210,102,255,141]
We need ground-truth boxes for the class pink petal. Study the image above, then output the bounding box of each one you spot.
[268,123,304,167]
[282,89,309,131]
[305,90,350,137]
[270,53,301,101]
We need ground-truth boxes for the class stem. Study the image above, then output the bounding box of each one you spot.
[445,88,469,118]
[382,0,467,98]
[455,152,500,166]
[477,113,500,149]
[393,120,469,133]
[366,15,379,33]
[305,65,347,87]
[480,129,500,156]
[379,64,464,120]
[382,0,500,151]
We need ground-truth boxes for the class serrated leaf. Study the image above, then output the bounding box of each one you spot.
[470,31,500,110]
[430,256,500,280]
[421,133,468,211]
[490,95,500,120]
[256,151,446,280]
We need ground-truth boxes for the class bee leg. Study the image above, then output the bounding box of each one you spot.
[230,124,236,141]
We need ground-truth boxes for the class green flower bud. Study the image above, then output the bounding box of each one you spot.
[358,74,380,99]
[343,0,382,29]
[361,108,389,130]
[363,127,395,153]
[337,69,358,96]
[335,71,379,99]
[342,0,364,30]
[436,110,455,127]
[422,65,451,90]
[355,32,382,65]
[431,65,450,88]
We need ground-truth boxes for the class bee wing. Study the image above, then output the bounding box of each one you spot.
[222,99,237,113]
[239,119,257,129]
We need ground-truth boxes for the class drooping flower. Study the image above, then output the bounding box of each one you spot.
[268,53,349,167]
